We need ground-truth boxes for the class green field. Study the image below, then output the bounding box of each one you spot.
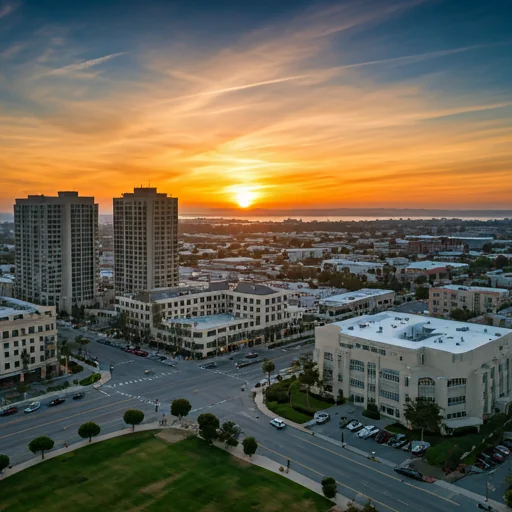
[0,431,332,512]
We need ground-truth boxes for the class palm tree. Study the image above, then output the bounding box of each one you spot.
[262,359,276,386]
[59,339,70,374]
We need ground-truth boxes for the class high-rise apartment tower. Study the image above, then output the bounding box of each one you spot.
[14,191,98,314]
[114,187,178,293]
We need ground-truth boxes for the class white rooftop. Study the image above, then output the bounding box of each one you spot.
[323,259,384,267]
[334,312,512,354]
[0,297,38,319]
[320,288,393,306]
[406,261,469,270]
[436,285,509,294]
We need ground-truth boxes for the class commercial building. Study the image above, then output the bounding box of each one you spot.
[285,248,328,262]
[314,312,512,428]
[487,271,512,290]
[115,281,291,357]
[429,285,510,316]
[0,297,58,385]
[318,289,395,318]
[14,191,98,314]
[321,259,385,283]
[114,187,178,294]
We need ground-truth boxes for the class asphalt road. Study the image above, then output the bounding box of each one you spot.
[0,330,493,511]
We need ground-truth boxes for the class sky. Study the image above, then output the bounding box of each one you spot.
[0,0,511,213]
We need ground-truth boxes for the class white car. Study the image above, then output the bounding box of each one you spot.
[346,420,364,432]
[358,426,380,439]
[314,412,330,424]
[24,401,41,413]
[270,418,286,429]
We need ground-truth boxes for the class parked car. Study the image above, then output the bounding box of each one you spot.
[394,467,435,483]
[501,439,512,450]
[475,459,492,471]
[358,426,380,439]
[387,434,408,448]
[48,397,66,407]
[478,453,498,467]
[412,443,429,457]
[375,430,392,444]
[495,445,510,457]
[314,412,330,424]
[270,418,286,429]
[24,401,41,413]
[483,448,505,463]
[245,352,258,359]
[73,392,85,400]
[346,420,363,432]
[0,405,18,416]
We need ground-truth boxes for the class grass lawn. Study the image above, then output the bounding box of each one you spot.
[266,401,313,424]
[0,431,332,512]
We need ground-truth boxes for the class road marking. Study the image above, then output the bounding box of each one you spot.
[190,395,240,413]
[258,443,399,512]
[0,398,134,441]
[290,434,459,507]
[97,389,110,396]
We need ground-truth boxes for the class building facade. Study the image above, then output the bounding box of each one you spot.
[115,281,291,357]
[429,285,510,316]
[318,289,395,319]
[114,187,178,294]
[14,191,98,314]
[0,297,58,385]
[314,312,512,429]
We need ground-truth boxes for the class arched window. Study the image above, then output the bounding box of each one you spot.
[418,377,435,401]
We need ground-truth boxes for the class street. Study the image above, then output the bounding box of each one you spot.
[0,332,495,511]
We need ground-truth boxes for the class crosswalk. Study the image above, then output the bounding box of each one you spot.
[115,390,158,406]
[104,371,176,388]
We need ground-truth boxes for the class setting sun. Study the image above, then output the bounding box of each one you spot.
[235,189,255,208]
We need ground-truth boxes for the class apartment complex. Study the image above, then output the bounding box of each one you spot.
[14,191,98,314]
[429,285,510,316]
[116,281,291,357]
[318,289,395,318]
[0,297,58,385]
[114,187,178,294]
[314,312,512,429]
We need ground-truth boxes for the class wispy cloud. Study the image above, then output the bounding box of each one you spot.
[0,2,17,19]
[45,52,126,75]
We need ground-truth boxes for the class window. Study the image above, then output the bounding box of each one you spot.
[350,378,364,389]
[379,390,399,402]
[380,369,399,383]
[367,362,376,377]
[418,377,435,401]
[448,396,466,406]
[350,360,364,372]
[324,352,333,361]
[447,378,466,387]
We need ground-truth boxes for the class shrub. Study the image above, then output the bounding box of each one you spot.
[445,447,464,471]
[79,373,101,386]
[362,408,381,420]
[275,391,289,404]
[290,404,315,417]
[505,488,512,507]
[70,364,84,374]
[321,476,337,499]
[46,381,70,393]
[336,390,345,405]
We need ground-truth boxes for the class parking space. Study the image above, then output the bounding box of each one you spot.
[307,403,414,465]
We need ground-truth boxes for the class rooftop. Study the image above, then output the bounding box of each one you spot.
[406,261,469,270]
[164,313,240,329]
[322,259,384,267]
[434,285,509,294]
[233,282,280,295]
[320,288,393,306]
[0,297,39,319]
[334,312,512,354]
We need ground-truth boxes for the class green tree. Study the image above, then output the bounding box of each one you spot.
[78,421,101,443]
[321,476,337,500]
[75,336,90,356]
[299,361,319,408]
[123,409,144,431]
[404,398,443,441]
[450,308,475,322]
[170,398,192,422]
[197,413,220,444]
[218,421,240,448]
[415,286,429,300]
[495,255,509,270]
[29,436,55,460]
[0,454,9,473]
[445,446,464,471]
[505,488,512,508]
[262,359,276,386]
[242,436,258,457]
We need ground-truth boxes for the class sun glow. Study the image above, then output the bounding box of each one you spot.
[235,188,256,208]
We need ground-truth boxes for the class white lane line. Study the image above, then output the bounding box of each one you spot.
[97,389,110,396]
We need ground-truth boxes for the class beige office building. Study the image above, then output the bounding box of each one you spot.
[429,285,509,316]
[315,312,512,429]
[0,297,58,385]
[14,191,98,314]
[114,187,178,294]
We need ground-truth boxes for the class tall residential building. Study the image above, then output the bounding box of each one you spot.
[14,191,98,314]
[114,187,178,294]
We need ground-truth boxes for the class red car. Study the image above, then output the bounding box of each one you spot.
[0,405,18,416]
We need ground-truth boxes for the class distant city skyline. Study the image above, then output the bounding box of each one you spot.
[1,0,511,212]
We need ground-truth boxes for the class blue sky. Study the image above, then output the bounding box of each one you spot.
[0,0,511,212]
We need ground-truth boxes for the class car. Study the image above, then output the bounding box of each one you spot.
[484,448,505,463]
[48,397,66,407]
[346,420,364,432]
[24,401,41,413]
[73,392,85,400]
[475,459,492,471]
[314,412,330,424]
[502,439,512,450]
[358,426,380,439]
[270,418,286,429]
[495,445,510,457]
[0,405,18,416]
[412,443,429,456]
[387,434,408,448]
[245,352,258,359]
[394,466,435,483]
[375,430,392,444]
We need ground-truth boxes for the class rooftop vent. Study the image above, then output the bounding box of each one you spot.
[439,339,443,343]
[495,333,501,336]
[461,337,464,342]
[348,326,354,330]
[378,327,383,333]
[456,342,460,346]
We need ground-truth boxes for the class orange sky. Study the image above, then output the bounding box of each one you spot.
[1,0,511,213]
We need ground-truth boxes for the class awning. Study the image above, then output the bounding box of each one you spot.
[444,417,483,429]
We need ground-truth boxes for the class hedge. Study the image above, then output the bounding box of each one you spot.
[79,373,101,386]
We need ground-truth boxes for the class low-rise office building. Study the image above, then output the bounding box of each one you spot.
[318,289,395,319]
[314,312,512,429]
[0,297,58,385]
[429,285,510,316]
[487,271,512,290]
[322,259,385,283]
